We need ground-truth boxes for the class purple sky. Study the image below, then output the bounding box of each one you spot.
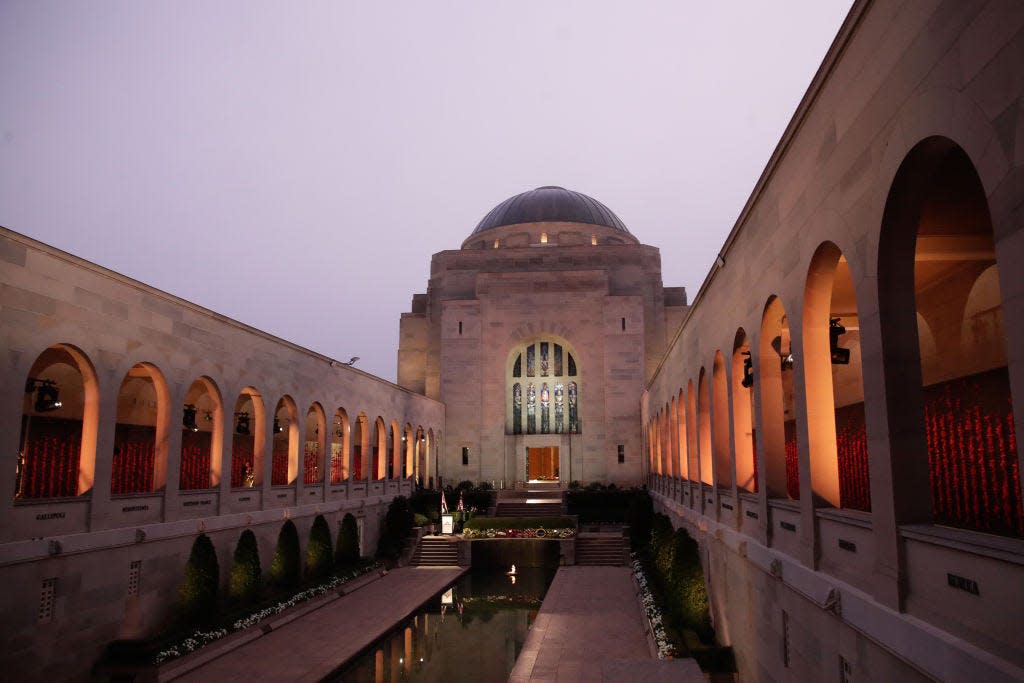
[1,1,853,382]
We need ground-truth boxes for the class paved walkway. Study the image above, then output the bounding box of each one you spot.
[174,566,465,683]
[508,566,703,683]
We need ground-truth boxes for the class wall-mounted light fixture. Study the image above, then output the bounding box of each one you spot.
[273,417,284,434]
[341,356,359,367]
[182,403,199,432]
[829,317,850,365]
[25,378,62,413]
[741,351,754,388]
[235,412,251,435]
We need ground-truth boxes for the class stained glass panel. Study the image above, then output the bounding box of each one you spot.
[568,353,577,377]
[554,383,564,433]
[527,345,535,377]
[513,383,522,434]
[540,342,549,376]
[568,381,579,433]
[554,345,563,376]
[541,383,550,433]
[513,354,521,378]
[527,383,536,434]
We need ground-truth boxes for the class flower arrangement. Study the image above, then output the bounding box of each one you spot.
[154,562,381,665]
[631,552,677,659]
[462,526,574,539]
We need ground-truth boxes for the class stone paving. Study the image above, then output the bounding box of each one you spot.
[173,566,465,683]
[508,566,704,683]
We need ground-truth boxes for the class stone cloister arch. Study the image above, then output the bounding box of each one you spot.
[180,376,223,490]
[18,344,101,499]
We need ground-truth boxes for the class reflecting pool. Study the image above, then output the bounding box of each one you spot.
[329,567,556,683]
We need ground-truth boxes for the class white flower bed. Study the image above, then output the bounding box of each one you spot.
[631,552,676,659]
[155,563,381,665]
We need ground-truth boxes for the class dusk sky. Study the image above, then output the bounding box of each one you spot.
[1,1,853,382]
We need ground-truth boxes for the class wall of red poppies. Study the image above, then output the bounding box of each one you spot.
[784,420,800,500]
[330,451,345,484]
[110,424,155,495]
[835,403,871,512]
[924,368,1020,536]
[17,417,80,498]
[271,445,289,485]
[179,430,211,490]
[303,443,320,484]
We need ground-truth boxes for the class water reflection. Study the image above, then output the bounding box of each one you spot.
[331,567,556,683]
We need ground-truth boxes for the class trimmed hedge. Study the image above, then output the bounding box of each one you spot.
[566,485,644,523]
[271,520,301,589]
[335,513,360,568]
[649,514,712,640]
[228,529,262,606]
[377,496,415,561]
[306,515,333,581]
[179,533,219,624]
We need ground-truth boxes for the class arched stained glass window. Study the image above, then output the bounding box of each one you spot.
[508,339,580,435]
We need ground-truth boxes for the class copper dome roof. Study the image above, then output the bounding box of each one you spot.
[470,186,631,236]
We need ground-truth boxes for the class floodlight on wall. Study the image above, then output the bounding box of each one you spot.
[273,417,284,434]
[25,378,62,413]
[781,352,795,371]
[741,351,754,388]
[235,412,251,435]
[829,317,850,365]
[182,404,199,432]
[203,410,214,422]
[342,357,360,366]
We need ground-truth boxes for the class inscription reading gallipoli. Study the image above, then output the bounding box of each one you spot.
[122,505,149,513]
[35,512,66,521]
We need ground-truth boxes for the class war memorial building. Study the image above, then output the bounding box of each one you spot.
[1,1,1023,681]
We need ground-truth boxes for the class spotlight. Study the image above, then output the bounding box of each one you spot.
[25,378,62,413]
[341,356,360,366]
[235,412,251,435]
[829,317,850,365]
[781,353,795,371]
[273,417,283,434]
[741,351,754,388]
[182,404,199,432]
[203,410,214,422]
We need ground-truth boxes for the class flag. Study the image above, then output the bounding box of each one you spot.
[440,491,449,515]
[457,491,465,512]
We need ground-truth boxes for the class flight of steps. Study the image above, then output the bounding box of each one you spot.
[575,534,627,566]
[495,484,565,517]
[410,536,460,566]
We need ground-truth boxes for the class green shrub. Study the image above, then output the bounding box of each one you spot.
[306,515,333,581]
[414,513,429,527]
[271,520,301,589]
[335,513,360,569]
[228,529,261,606]
[179,533,219,624]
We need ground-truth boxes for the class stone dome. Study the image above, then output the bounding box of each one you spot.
[470,186,631,237]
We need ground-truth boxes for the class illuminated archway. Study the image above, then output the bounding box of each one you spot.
[759,296,799,499]
[271,396,298,486]
[111,363,170,495]
[180,376,223,490]
[803,242,870,510]
[878,136,1019,534]
[330,408,350,483]
[731,330,756,493]
[230,388,264,488]
[304,403,326,485]
[17,344,100,499]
